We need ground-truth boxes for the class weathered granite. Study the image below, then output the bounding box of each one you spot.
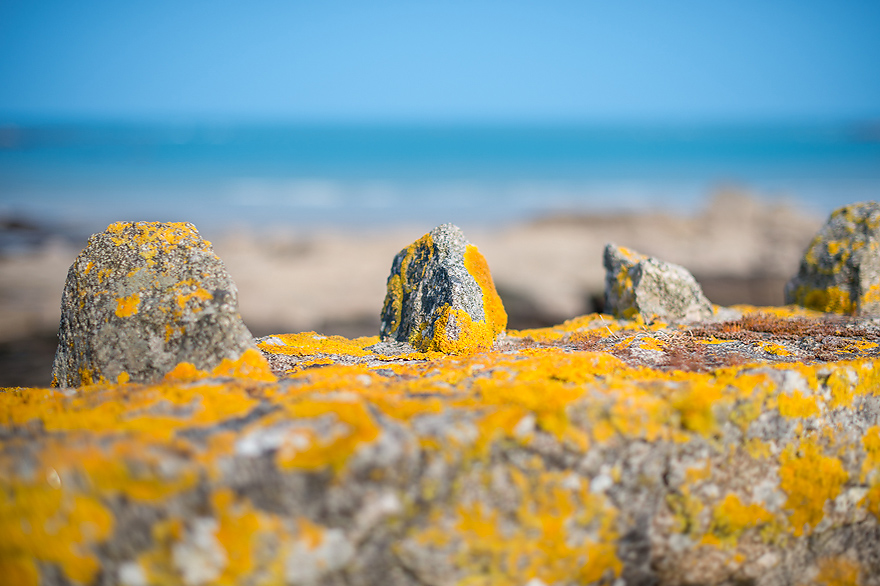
[379,224,507,354]
[51,222,260,387]
[3,306,880,586]
[604,243,714,322]
[785,201,880,316]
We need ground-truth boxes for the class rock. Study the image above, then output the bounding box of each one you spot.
[4,306,880,586]
[785,201,880,315]
[379,224,507,354]
[51,221,261,387]
[603,243,714,322]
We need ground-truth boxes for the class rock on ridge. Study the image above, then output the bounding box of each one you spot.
[604,243,714,322]
[380,223,507,354]
[51,221,260,387]
[785,200,880,316]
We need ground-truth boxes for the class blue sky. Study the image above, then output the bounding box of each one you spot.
[1,0,879,123]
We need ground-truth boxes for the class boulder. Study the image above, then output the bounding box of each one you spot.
[785,201,880,315]
[379,223,507,354]
[51,221,260,387]
[3,307,880,586]
[604,243,714,322]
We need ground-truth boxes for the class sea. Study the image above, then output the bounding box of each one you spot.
[1,120,879,246]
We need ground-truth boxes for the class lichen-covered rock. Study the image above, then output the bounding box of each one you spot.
[604,243,714,322]
[380,223,507,354]
[51,221,261,387]
[785,201,880,315]
[4,306,880,586]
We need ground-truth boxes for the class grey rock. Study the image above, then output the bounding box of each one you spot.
[604,243,714,322]
[51,221,256,386]
[785,201,880,315]
[379,223,507,353]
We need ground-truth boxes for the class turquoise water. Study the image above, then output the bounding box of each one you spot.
[1,122,879,236]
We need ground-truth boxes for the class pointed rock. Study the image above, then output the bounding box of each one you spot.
[604,243,713,322]
[785,201,880,315]
[380,224,507,354]
[52,221,262,387]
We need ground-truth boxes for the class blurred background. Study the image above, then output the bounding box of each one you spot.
[2,0,880,385]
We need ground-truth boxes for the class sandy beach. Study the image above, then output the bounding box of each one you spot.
[0,192,823,386]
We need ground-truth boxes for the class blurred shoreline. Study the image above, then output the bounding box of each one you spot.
[0,191,824,387]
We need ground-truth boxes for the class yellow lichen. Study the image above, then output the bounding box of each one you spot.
[760,341,791,356]
[381,233,432,339]
[671,381,724,437]
[778,438,848,536]
[813,556,862,586]
[704,493,775,546]
[792,285,855,315]
[4,307,880,583]
[416,465,621,586]
[666,486,705,536]
[777,390,821,419]
[860,426,880,520]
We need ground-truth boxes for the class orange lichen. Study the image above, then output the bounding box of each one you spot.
[105,222,210,267]
[115,292,141,317]
[464,243,508,338]
[778,438,848,536]
[276,398,381,473]
[0,474,114,586]
[257,332,377,357]
[173,279,214,310]
[4,307,880,583]
[210,489,286,583]
[417,305,497,354]
[164,348,276,383]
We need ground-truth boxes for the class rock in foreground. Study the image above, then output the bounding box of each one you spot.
[604,243,714,322]
[785,200,880,316]
[3,306,880,586]
[51,222,260,387]
[380,223,507,354]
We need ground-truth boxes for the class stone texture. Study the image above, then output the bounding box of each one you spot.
[51,221,259,387]
[604,243,714,322]
[379,223,507,354]
[785,201,880,316]
[3,307,880,586]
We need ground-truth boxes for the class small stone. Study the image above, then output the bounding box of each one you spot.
[51,221,259,387]
[380,224,507,354]
[784,201,880,315]
[603,243,713,322]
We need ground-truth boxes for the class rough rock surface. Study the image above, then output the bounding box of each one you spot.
[604,243,714,322]
[379,223,507,354]
[3,305,880,586]
[51,222,259,387]
[785,201,880,316]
